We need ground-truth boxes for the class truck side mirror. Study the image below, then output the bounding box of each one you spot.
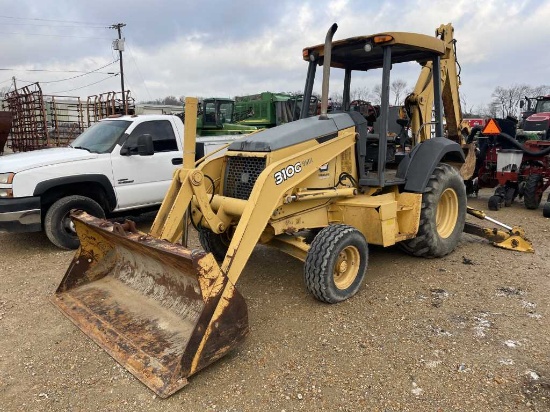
[137,134,154,156]
[520,100,524,109]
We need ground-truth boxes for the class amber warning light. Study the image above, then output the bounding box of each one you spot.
[482,119,501,135]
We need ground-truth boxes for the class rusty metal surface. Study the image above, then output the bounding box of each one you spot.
[86,90,135,126]
[3,85,135,152]
[0,111,12,154]
[51,211,248,398]
[4,83,49,152]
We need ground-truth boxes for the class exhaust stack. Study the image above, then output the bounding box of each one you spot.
[319,23,338,120]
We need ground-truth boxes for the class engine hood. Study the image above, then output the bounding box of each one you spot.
[227,113,362,152]
[0,147,98,173]
[527,112,550,122]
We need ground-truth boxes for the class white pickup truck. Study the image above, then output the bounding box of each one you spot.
[0,114,234,249]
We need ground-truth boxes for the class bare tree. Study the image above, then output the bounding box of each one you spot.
[491,84,532,118]
[478,103,498,118]
[460,93,477,116]
[329,91,343,110]
[529,85,550,97]
[391,79,407,105]
[370,85,383,105]
[350,86,370,102]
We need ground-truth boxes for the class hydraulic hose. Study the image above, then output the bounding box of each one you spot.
[467,126,550,156]
[497,132,550,156]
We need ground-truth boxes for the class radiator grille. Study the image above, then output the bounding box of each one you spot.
[524,119,549,132]
[224,156,267,200]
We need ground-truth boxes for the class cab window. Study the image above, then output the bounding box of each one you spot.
[125,120,178,153]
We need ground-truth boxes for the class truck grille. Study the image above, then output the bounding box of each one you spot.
[224,156,267,200]
[524,119,549,132]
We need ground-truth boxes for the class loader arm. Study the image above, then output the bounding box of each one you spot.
[221,129,356,284]
[153,125,358,285]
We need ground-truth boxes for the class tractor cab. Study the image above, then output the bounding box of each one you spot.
[195,98,258,137]
[299,27,464,189]
[519,95,550,139]
[199,98,235,129]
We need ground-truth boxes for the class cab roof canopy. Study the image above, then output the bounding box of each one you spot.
[303,32,445,71]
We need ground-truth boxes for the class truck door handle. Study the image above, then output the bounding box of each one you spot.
[172,157,183,165]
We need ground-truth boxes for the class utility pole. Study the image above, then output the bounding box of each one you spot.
[110,23,126,113]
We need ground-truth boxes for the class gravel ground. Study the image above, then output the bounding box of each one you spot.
[1,189,549,412]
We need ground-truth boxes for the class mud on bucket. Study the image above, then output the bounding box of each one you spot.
[51,211,249,398]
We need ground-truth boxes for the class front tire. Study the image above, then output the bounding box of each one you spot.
[400,163,466,258]
[198,227,232,262]
[304,224,368,303]
[523,174,543,210]
[44,195,105,250]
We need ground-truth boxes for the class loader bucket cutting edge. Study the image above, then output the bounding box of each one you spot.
[51,211,249,398]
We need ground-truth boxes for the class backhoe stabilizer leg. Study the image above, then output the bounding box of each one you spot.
[463,222,534,253]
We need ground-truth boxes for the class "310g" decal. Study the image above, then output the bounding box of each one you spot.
[274,162,302,185]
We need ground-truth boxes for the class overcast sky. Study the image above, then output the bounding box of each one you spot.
[0,0,549,112]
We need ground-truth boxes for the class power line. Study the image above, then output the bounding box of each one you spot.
[48,73,119,94]
[16,60,119,84]
[126,41,152,101]
[0,15,107,26]
[0,67,115,74]
[0,31,111,39]
[0,22,107,29]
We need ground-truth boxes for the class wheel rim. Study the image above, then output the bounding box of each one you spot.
[62,211,76,235]
[333,246,360,290]
[436,188,458,239]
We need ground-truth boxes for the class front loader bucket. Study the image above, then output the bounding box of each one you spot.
[51,211,248,398]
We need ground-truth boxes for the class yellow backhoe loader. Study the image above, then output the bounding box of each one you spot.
[51,23,533,398]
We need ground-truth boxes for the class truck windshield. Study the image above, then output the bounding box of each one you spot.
[70,120,132,154]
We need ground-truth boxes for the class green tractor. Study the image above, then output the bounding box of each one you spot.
[234,92,318,128]
[196,97,258,136]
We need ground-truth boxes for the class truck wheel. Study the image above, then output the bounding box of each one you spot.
[304,224,368,303]
[44,195,105,250]
[198,227,232,262]
[400,163,466,258]
[523,174,543,209]
[543,202,550,218]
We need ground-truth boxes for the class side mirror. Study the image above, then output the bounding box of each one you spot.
[520,100,525,109]
[137,134,154,156]
[120,134,154,156]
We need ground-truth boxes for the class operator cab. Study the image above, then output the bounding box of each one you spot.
[200,98,235,129]
[300,30,448,187]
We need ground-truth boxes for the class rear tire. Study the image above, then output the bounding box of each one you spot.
[523,174,543,209]
[400,163,466,258]
[543,202,550,218]
[304,224,368,303]
[44,195,105,250]
[198,227,232,262]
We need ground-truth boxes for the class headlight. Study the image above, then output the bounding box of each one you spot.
[0,188,13,198]
[0,172,14,184]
